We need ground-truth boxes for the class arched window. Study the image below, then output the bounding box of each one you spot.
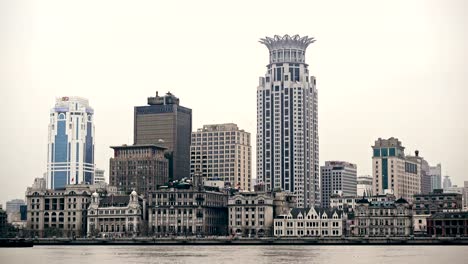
[58,113,66,120]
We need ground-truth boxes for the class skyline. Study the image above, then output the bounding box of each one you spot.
[1,0,468,205]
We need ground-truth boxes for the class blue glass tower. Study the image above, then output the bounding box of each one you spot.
[47,97,95,189]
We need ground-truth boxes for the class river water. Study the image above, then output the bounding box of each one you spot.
[0,245,467,264]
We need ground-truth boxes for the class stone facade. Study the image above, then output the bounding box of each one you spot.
[427,212,468,237]
[148,177,228,236]
[228,192,274,237]
[87,191,145,237]
[354,198,412,237]
[274,207,344,237]
[413,189,463,215]
[330,194,395,212]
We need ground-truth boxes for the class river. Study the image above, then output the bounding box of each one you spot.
[0,245,466,264]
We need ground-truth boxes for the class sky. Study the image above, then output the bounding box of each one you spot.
[1,0,467,205]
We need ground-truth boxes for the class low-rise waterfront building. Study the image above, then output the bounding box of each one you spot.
[413,189,462,215]
[148,176,228,236]
[354,198,412,237]
[87,191,145,237]
[228,191,274,237]
[273,207,345,237]
[427,212,468,237]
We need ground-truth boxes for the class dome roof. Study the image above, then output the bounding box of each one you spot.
[131,190,137,196]
[92,192,99,198]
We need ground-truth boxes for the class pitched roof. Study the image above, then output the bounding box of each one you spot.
[289,207,344,218]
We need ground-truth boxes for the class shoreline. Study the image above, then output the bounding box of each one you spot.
[3,237,468,246]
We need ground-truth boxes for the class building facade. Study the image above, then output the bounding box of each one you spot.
[134,92,192,181]
[190,123,251,191]
[47,96,95,189]
[87,191,145,237]
[357,175,373,197]
[273,207,344,237]
[330,194,395,212]
[26,184,93,237]
[110,144,169,198]
[94,168,105,184]
[228,192,274,237]
[413,189,463,215]
[428,164,442,191]
[5,199,25,223]
[257,34,320,207]
[427,212,468,237]
[354,198,412,237]
[320,161,357,208]
[443,176,452,190]
[372,138,421,201]
[148,177,228,236]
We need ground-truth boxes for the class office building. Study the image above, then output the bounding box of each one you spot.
[190,123,252,191]
[5,199,25,223]
[413,189,463,215]
[134,92,192,181]
[94,168,105,184]
[354,198,412,237]
[228,191,274,237]
[320,161,357,208]
[329,194,395,212]
[429,164,442,191]
[148,176,228,236]
[87,191,146,237]
[357,175,373,197]
[372,138,421,201]
[257,34,320,207]
[47,96,95,189]
[443,176,452,189]
[110,144,169,198]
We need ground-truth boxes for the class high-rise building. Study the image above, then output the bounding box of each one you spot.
[419,158,431,194]
[47,96,95,189]
[190,123,251,191]
[256,34,319,207]
[443,176,452,189]
[372,138,421,201]
[94,168,105,184]
[134,92,192,181]
[110,144,169,198]
[428,163,442,191]
[357,175,373,196]
[320,161,357,208]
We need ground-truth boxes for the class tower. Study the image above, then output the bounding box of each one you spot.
[47,96,95,189]
[257,35,319,207]
[134,92,192,181]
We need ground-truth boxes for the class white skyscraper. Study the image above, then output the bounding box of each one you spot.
[257,35,319,207]
[47,97,95,189]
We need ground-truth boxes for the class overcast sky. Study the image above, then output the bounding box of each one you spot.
[1,0,467,205]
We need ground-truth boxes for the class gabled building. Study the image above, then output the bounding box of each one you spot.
[273,207,344,237]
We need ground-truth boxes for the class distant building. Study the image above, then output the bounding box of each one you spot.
[329,194,395,212]
[0,208,7,236]
[148,175,228,236]
[273,207,345,237]
[372,138,421,201]
[228,192,274,237]
[354,198,412,237]
[427,212,468,237]
[464,181,468,211]
[134,92,192,181]
[47,96,95,189]
[357,175,373,197]
[428,164,442,191]
[443,176,452,189]
[94,168,105,184]
[418,159,431,194]
[87,191,145,237]
[444,186,463,195]
[320,161,357,208]
[190,123,251,191]
[413,189,463,215]
[257,35,320,208]
[110,144,169,198]
[6,199,25,223]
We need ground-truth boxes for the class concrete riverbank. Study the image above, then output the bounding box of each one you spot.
[11,237,468,246]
